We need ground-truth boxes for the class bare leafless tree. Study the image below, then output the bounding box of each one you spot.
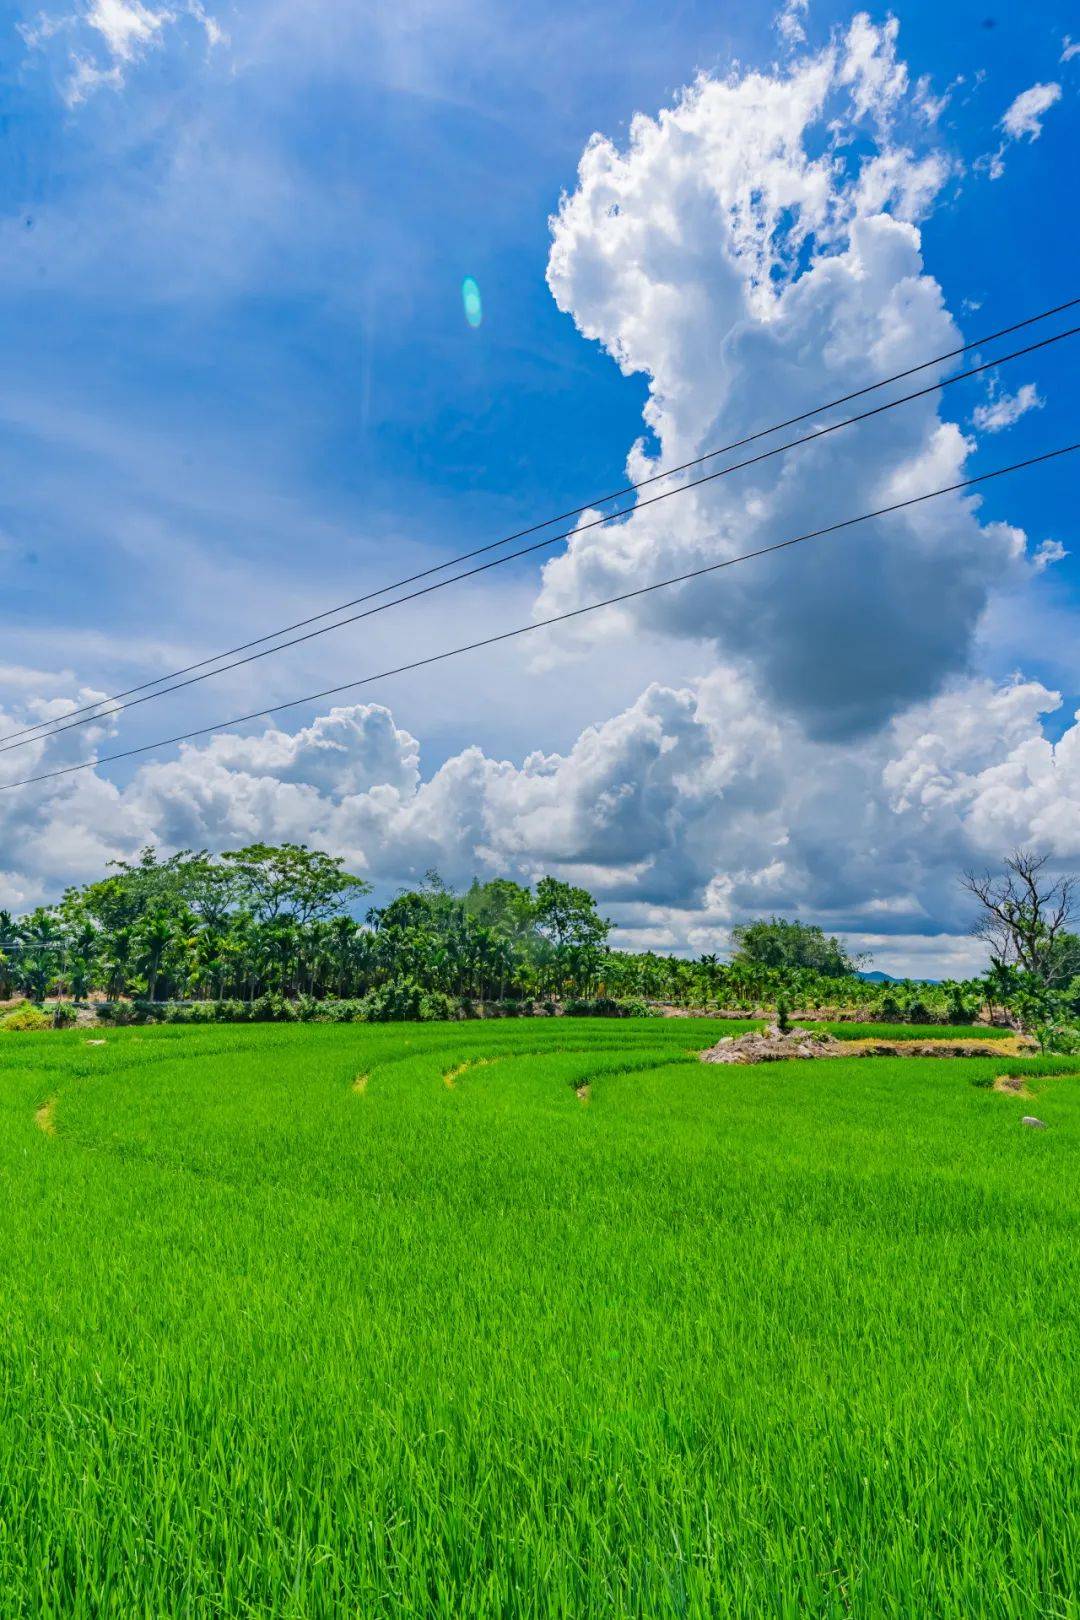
[961,850,1078,984]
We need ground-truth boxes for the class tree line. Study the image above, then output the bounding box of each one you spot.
[0,845,613,1012]
[1,843,1077,1038]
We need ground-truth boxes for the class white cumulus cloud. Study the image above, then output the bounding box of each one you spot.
[1031,538,1067,573]
[543,16,1028,741]
[983,81,1064,179]
[2,667,1078,970]
[972,380,1045,433]
[1001,81,1062,141]
[2,11,1075,978]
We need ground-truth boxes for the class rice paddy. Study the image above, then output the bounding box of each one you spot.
[815,1021,1019,1041]
[2,1018,1078,1617]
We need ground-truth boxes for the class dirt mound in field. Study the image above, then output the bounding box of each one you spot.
[701,1026,1030,1065]
[701,1025,843,1064]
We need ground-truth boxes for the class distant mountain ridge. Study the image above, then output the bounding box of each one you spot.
[857,970,942,986]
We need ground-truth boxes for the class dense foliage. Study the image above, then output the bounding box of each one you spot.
[2,843,1079,1034]
[728,916,859,976]
[0,845,613,1010]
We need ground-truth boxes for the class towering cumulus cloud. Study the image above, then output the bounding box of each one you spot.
[541,14,1039,739]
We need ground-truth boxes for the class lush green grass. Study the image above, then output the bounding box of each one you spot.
[1,1020,1077,1618]
[694,1019,1016,1041]
[816,1022,1018,1041]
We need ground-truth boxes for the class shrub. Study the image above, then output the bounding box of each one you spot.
[95,1002,150,1025]
[320,1000,367,1023]
[95,1000,159,1026]
[35,991,662,1029]
[174,1002,219,1024]
[358,980,422,1023]
[217,999,253,1022]
[354,980,458,1023]
[562,996,653,1018]
[420,990,458,1022]
[251,993,299,1023]
[1034,1022,1080,1056]
[1,1006,51,1032]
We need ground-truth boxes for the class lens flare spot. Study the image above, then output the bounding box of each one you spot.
[462,277,483,329]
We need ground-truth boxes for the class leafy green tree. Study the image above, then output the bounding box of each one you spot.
[221,844,369,925]
[533,878,611,997]
[730,917,859,978]
[7,842,1021,1025]
[1046,932,1080,985]
[463,879,534,941]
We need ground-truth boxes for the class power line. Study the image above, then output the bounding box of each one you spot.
[5,293,1078,753]
[4,321,1077,759]
[4,441,1074,794]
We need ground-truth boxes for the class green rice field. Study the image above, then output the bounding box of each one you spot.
[814,1022,1019,1041]
[2,1019,1078,1617]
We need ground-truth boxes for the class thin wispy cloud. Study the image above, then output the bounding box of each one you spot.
[774,0,809,49]
[19,0,226,105]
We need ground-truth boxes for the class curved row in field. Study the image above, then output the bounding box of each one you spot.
[1,1019,1076,1617]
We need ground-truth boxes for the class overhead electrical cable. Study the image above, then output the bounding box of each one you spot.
[4,322,1077,759]
[4,440,1075,794]
[4,294,1078,752]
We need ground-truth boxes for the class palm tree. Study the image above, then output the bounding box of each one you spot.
[254,918,299,996]
[321,915,366,997]
[0,908,16,1000]
[982,960,1019,1026]
[15,910,64,1002]
[65,920,99,1002]
[133,910,176,1003]
[100,926,135,1000]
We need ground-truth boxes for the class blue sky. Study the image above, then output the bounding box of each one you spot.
[0,0,1077,972]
